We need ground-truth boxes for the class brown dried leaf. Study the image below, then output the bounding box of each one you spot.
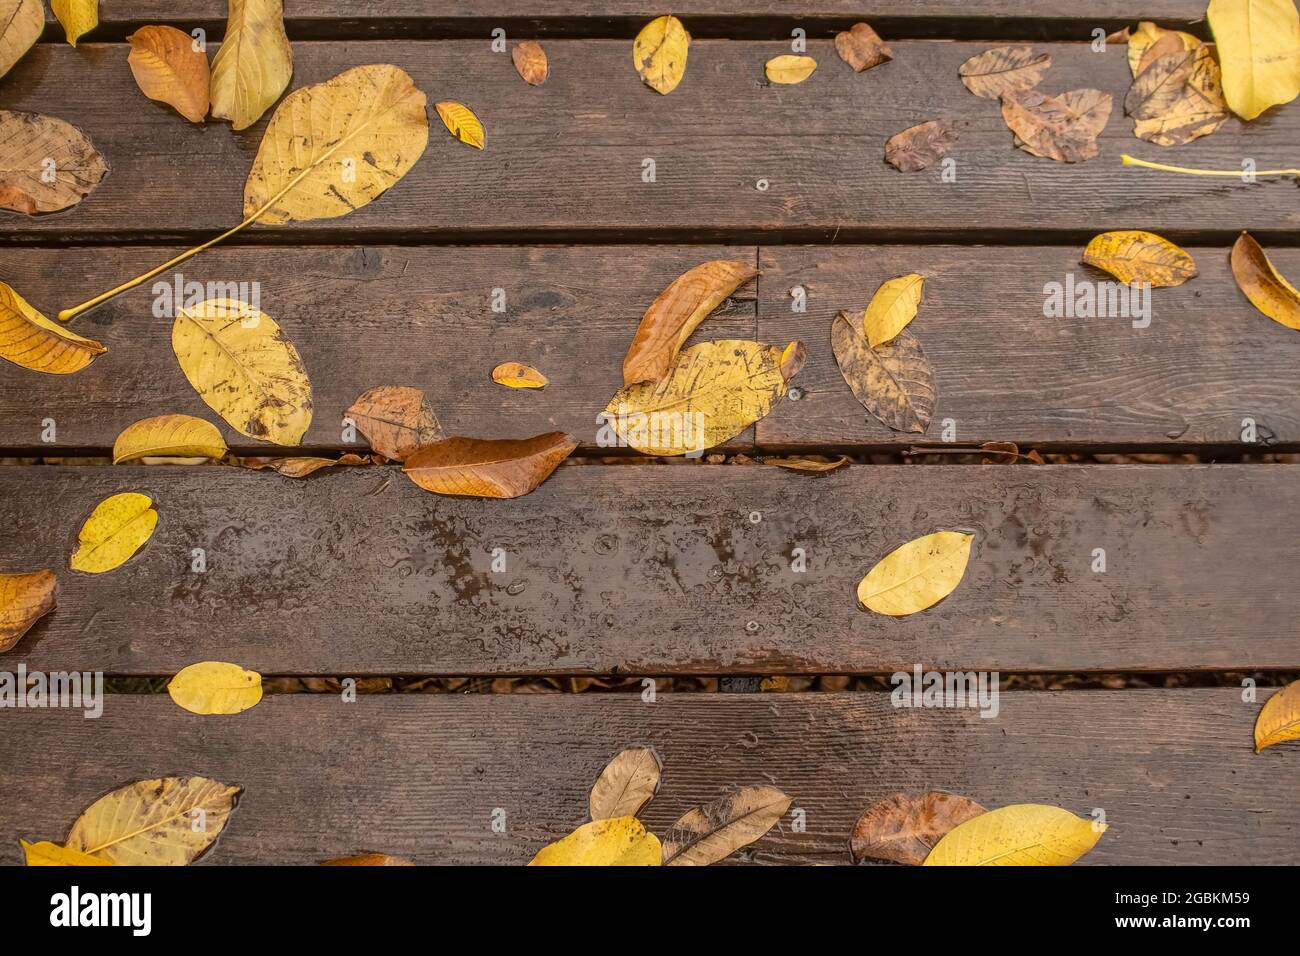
[884,119,957,172]
[1125,47,1197,118]
[321,853,415,866]
[834,22,892,73]
[1231,231,1300,331]
[831,313,936,434]
[762,455,850,474]
[0,110,108,214]
[345,386,444,461]
[127,25,211,123]
[234,454,370,478]
[979,441,1045,464]
[622,260,757,386]
[662,786,792,865]
[0,0,42,80]
[403,432,577,499]
[1129,47,1230,146]
[512,40,548,85]
[589,747,662,821]
[0,570,57,653]
[850,792,987,865]
[958,46,1051,99]
[1000,89,1113,163]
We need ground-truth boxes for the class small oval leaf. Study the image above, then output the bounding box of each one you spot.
[70,493,158,574]
[168,661,264,716]
[858,530,973,616]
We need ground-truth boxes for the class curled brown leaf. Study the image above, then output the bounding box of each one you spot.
[884,119,957,172]
[403,432,577,499]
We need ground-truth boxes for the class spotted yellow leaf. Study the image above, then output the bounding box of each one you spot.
[112,414,228,464]
[210,0,293,129]
[529,817,662,866]
[492,362,548,389]
[633,15,690,94]
[1254,680,1300,752]
[435,100,484,149]
[1207,0,1300,120]
[923,804,1107,866]
[20,840,114,866]
[0,281,105,374]
[858,530,973,616]
[864,273,924,347]
[50,0,97,47]
[765,54,817,84]
[168,661,263,715]
[1082,231,1197,287]
[70,493,158,574]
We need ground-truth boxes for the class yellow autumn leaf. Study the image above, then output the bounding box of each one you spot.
[112,414,228,464]
[1081,231,1198,287]
[65,776,242,865]
[765,54,817,84]
[172,299,313,445]
[602,339,799,456]
[858,530,973,616]
[528,817,662,866]
[168,661,263,715]
[0,281,105,374]
[21,840,114,866]
[50,0,97,47]
[210,0,293,129]
[0,0,42,80]
[1208,0,1300,120]
[633,15,690,94]
[1254,680,1300,752]
[923,804,1107,866]
[435,100,485,149]
[864,273,924,347]
[70,492,158,574]
[1231,231,1300,330]
[491,362,548,389]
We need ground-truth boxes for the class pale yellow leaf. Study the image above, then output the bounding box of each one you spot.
[172,299,313,445]
[127,25,211,123]
[864,273,924,347]
[633,15,690,94]
[1254,680,1300,752]
[21,840,114,866]
[435,100,485,149]
[50,0,97,46]
[70,492,158,574]
[0,281,105,373]
[662,786,792,865]
[765,54,817,85]
[0,0,42,79]
[210,0,292,129]
[1231,231,1300,330]
[0,569,56,653]
[245,64,430,222]
[529,817,662,866]
[113,414,228,464]
[168,661,263,715]
[590,747,662,820]
[66,776,242,865]
[1081,231,1197,287]
[923,804,1107,866]
[858,530,973,616]
[492,361,548,389]
[1208,0,1300,120]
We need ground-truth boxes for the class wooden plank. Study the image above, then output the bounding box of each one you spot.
[758,244,1300,449]
[3,463,1297,675]
[0,245,756,452]
[1,690,1293,865]
[0,40,1294,242]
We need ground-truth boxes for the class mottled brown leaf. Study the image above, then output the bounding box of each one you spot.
[0,110,108,214]
[589,747,662,821]
[1128,46,1229,146]
[834,22,892,72]
[958,46,1051,99]
[1000,88,1113,163]
[345,386,444,461]
[850,792,987,865]
[403,432,577,499]
[831,313,936,434]
[762,455,850,474]
[884,119,957,172]
[512,40,548,85]
[0,570,56,653]
[662,786,792,865]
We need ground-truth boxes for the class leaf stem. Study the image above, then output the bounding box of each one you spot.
[1120,153,1300,178]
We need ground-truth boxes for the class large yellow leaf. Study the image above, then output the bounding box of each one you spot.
[864,273,924,347]
[633,15,690,94]
[0,281,105,374]
[765,55,817,84]
[662,786,792,865]
[529,817,661,866]
[244,64,430,222]
[1081,231,1198,287]
[590,748,662,821]
[0,110,109,215]
[210,0,293,130]
[168,661,263,715]
[1254,680,1300,752]
[1231,231,1300,330]
[0,569,56,653]
[21,840,113,866]
[604,339,798,456]
[127,25,211,124]
[172,299,313,445]
[0,0,42,79]
[1208,0,1300,120]
[70,492,158,574]
[435,100,485,149]
[922,804,1107,866]
[113,414,228,464]
[858,530,973,616]
[65,776,242,865]
[50,0,97,47]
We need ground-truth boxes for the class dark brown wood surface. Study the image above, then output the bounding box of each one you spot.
[0,245,756,452]
[2,690,1293,865]
[4,463,1298,675]
[1,40,1294,243]
[758,244,1300,449]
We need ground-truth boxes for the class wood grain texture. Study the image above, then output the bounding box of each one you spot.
[0,245,755,452]
[759,244,1300,449]
[3,464,1298,674]
[1,690,1294,865]
[0,40,1293,241]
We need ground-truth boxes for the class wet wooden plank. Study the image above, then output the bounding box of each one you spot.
[1,689,1292,865]
[0,40,1293,242]
[3,463,1297,675]
[0,244,756,452]
[757,244,1300,450]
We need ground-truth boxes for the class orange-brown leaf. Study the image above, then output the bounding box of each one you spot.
[1000,88,1113,163]
[512,40,548,85]
[0,570,57,653]
[127,25,211,123]
[403,432,577,499]
[851,792,987,865]
[834,22,892,72]
[884,119,957,172]
[345,386,445,461]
